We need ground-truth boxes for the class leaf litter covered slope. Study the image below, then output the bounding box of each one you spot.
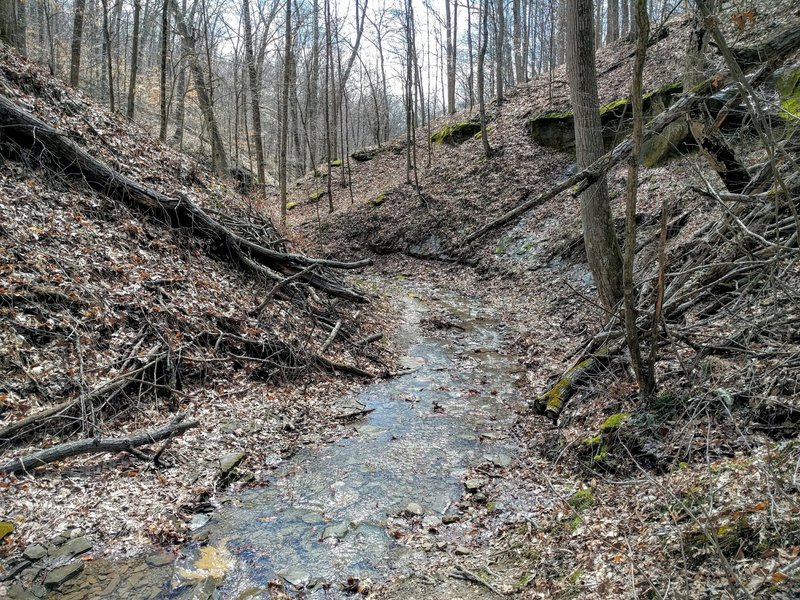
[286,2,800,598]
[0,46,389,560]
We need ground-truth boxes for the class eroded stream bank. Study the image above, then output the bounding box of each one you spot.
[26,280,527,599]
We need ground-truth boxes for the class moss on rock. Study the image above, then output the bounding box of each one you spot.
[430,121,482,145]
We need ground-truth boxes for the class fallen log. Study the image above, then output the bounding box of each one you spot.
[0,415,199,474]
[532,343,621,423]
[0,95,369,302]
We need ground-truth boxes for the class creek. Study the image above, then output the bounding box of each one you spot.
[176,282,525,598]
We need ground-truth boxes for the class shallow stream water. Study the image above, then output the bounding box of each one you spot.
[175,284,525,598]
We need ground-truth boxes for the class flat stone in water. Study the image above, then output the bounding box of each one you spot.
[188,513,211,531]
[422,515,442,528]
[43,561,84,588]
[464,478,485,492]
[321,520,350,540]
[219,452,247,477]
[404,502,424,516]
[278,567,311,588]
[486,453,513,468]
[22,544,47,562]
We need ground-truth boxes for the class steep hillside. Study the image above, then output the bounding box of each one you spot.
[0,45,387,559]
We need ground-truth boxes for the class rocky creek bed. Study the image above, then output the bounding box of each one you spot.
[2,280,527,599]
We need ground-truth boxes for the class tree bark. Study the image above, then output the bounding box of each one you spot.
[69,0,86,87]
[159,0,168,141]
[445,0,457,114]
[169,0,228,175]
[126,0,142,119]
[496,0,505,102]
[478,0,491,157]
[242,0,266,195]
[567,0,623,311]
[279,0,292,226]
[622,0,654,396]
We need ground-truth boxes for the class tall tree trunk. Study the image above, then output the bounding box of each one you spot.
[279,0,291,226]
[512,0,523,83]
[496,0,505,102]
[171,34,189,147]
[159,0,168,140]
[683,2,709,90]
[127,0,142,119]
[620,0,629,39]
[566,0,623,311]
[69,0,86,87]
[623,0,654,395]
[606,0,619,43]
[100,0,115,112]
[242,0,266,194]
[467,0,475,109]
[445,0,456,114]
[478,0,491,157]
[169,0,228,175]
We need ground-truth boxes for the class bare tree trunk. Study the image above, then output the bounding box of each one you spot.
[496,0,505,102]
[100,0,115,112]
[279,0,291,226]
[620,0,629,39]
[159,0,168,140]
[478,0,491,157]
[171,33,189,147]
[606,0,619,43]
[513,0,524,83]
[69,0,86,87]
[445,0,457,114]
[169,0,228,175]
[623,0,654,395]
[566,0,623,311]
[126,0,142,119]
[242,0,266,195]
[467,0,475,109]
[595,0,602,47]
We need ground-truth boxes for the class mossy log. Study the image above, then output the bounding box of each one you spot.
[533,346,613,423]
[0,95,369,302]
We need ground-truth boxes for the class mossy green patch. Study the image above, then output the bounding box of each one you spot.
[330,159,342,167]
[286,201,297,210]
[371,192,386,207]
[582,435,602,446]
[600,412,630,432]
[568,488,595,511]
[309,190,325,202]
[430,121,482,145]
[776,66,800,118]
[0,521,13,542]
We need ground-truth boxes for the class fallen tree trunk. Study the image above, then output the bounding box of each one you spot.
[0,95,369,302]
[532,343,619,422]
[0,415,199,474]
